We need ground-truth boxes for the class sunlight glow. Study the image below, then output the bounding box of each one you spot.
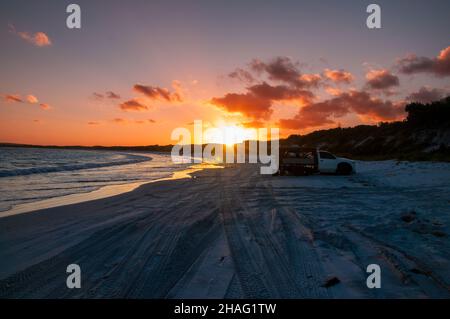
[203,123,256,145]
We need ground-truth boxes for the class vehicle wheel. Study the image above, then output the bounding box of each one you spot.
[336,162,352,175]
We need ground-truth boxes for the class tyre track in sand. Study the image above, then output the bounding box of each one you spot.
[219,164,329,298]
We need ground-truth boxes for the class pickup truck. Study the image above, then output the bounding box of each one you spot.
[275,147,356,175]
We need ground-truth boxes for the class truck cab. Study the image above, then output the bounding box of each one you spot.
[276,147,356,175]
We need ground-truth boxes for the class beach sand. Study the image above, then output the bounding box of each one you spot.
[0,162,449,298]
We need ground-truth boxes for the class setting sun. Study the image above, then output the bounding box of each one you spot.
[203,123,256,145]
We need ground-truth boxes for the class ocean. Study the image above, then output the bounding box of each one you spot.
[0,147,187,213]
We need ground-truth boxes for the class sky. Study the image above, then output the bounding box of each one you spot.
[0,0,449,146]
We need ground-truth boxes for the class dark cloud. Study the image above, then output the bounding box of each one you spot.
[366,69,400,90]
[3,94,24,103]
[247,82,314,103]
[279,90,404,129]
[133,84,182,102]
[93,91,121,100]
[406,87,446,103]
[397,46,450,77]
[106,91,121,99]
[119,99,149,111]
[229,68,255,83]
[249,56,314,88]
[93,92,104,99]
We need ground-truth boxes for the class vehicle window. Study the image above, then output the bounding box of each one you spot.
[298,151,313,159]
[319,151,336,159]
[286,152,297,158]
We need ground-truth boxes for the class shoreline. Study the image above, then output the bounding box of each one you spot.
[0,163,223,219]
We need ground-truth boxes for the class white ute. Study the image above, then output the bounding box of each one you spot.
[276,147,356,175]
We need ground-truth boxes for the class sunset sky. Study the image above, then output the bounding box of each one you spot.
[1,0,449,146]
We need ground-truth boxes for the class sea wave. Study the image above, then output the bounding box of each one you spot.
[0,153,152,177]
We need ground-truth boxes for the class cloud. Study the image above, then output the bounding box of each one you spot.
[133,84,182,102]
[93,92,104,99]
[93,91,121,100]
[229,68,255,83]
[112,118,127,124]
[106,91,121,99]
[299,73,322,87]
[87,121,100,125]
[279,90,404,129]
[323,69,354,84]
[405,86,446,103]
[134,119,155,124]
[211,92,273,120]
[211,81,314,120]
[9,24,51,47]
[249,56,317,88]
[119,99,149,111]
[3,92,50,109]
[247,82,314,104]
[365,69,400,90]
[242,120,266,128]
[325,86,343,96]
[3,94,23,103]
[26,95,39,104]
[397,46,450,77]
[212,57,320,119]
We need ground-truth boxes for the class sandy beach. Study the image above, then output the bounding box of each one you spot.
[0,162,449,298]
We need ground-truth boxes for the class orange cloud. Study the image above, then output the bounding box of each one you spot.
[87,121,100,125]
[26,95,39,104]
[299,73,322,87]
[112,118,127,124]
[323,69,354,83]
[211,92,273,120]
[119,99,149,111]
[40,103,51,110]
[242,120,266,128]
[280,90,404,129]
[9,24,51,47]
[325,86,343,96]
